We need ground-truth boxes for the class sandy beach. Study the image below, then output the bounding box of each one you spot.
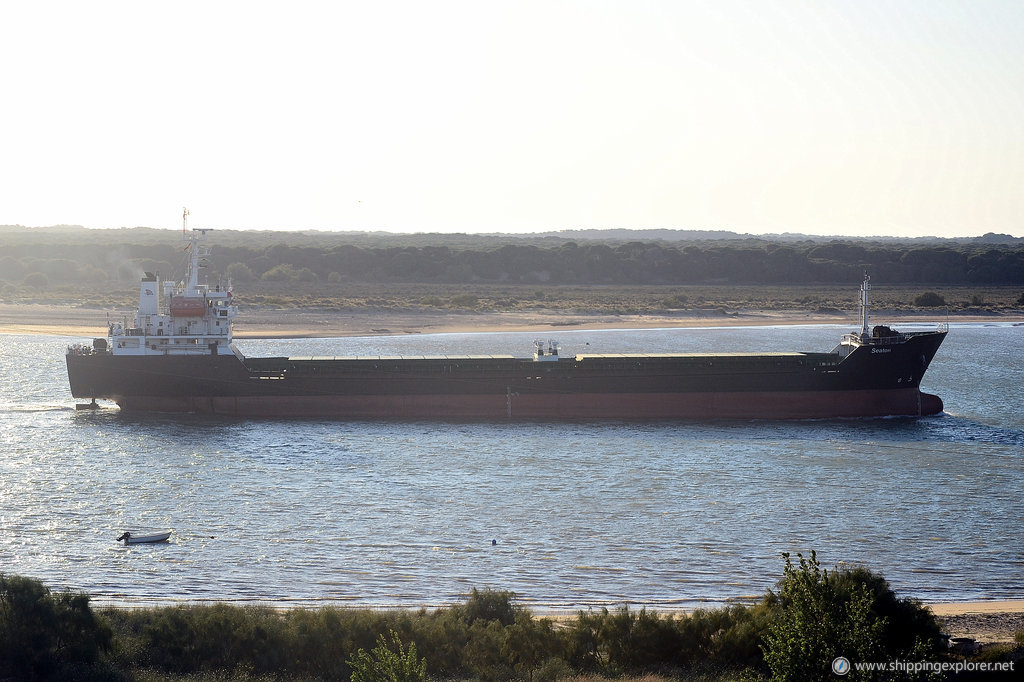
[2,302,1019,339]
[928,601,1024,644]
[541,602,1024,644]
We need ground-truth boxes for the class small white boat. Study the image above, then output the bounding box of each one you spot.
[117,530,171,545]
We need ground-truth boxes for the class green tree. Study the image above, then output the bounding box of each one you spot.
[347,630,427,682]
[762,552,885,681]
[226,262,254,282]
[762,552,940,682]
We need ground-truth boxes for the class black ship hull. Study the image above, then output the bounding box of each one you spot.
[67,329,947,419]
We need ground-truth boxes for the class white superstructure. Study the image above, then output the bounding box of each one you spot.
[108,225,238,356]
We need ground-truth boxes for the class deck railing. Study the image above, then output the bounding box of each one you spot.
[841,323,948,348]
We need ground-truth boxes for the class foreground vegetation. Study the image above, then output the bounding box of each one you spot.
[3,553,1021,681]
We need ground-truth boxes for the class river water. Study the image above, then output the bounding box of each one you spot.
[1,323,1021,611]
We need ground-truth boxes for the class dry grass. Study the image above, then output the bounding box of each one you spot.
[8,282,1023,316]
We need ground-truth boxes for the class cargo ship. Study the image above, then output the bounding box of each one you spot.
[67,228,948,419]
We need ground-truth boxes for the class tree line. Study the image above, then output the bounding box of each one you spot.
[5,552,1006,681]
[2,227,1024,288]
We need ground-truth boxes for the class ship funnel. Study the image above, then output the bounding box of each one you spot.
[138,273,159,315]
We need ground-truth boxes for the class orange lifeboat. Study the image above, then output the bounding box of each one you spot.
[170,296,207,317]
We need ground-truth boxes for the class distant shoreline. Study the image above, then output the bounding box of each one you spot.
[2,302,1019,339]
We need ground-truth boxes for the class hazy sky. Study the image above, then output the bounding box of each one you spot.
[2,1,1022,237]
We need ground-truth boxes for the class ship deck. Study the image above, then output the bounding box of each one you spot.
[282,355,517,361]
[264,351,814,363]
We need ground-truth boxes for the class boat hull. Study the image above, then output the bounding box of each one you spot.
[111,388,942,419]
[119,531,171,544]
[67,330,947,420]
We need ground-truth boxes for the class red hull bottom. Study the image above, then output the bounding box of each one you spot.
[116,388,943,419]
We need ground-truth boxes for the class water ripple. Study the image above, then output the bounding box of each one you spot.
[1,327,1022,610]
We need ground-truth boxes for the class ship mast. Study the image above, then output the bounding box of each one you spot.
[182,208,211,296]
[860,273,871,338]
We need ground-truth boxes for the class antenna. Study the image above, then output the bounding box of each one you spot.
[182,207,190,235]
[860,273,871,337]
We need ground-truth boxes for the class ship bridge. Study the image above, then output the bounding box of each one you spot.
[104,221,238,356]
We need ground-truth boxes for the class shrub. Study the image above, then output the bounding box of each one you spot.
[0,573,112,679]
[281,607,381,679]
[827,565,942,658]
[449,293,480,309]
[261,264,299,281]
[136,603,289,673]
[761,552,941,682]
[679,604,773,671]
[564,603,771,678]
[463,619,512,681]
[295,267,319,283]
[501,613,565,681]
[458,588,522,627]
[347,629,427,682]
[18,564,942,681]
[913,291,946,307]
[604,607,685,673]
[762,552,884,681]
[661,294,689,308]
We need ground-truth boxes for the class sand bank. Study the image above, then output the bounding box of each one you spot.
[2,303,1018,339]
[532,602,1023,643]
[535,601,1023,644]
[929,600,1024,616]
[929,601,1024,644]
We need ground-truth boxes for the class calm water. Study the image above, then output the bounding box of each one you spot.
[1,323,1022,611]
